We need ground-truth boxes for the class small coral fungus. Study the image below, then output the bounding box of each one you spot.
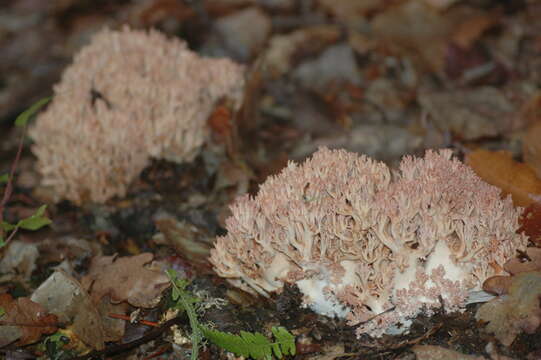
[30,26,244,204]
[210,148,527,337]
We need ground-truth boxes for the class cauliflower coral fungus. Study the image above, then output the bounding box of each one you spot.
[30,26,244,204]
[209,148,528,337]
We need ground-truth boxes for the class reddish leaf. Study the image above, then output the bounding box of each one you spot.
[519,202,541,246]
[0,293,57,347]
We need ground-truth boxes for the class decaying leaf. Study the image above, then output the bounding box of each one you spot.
[371,0,449,72]
[465,149,541,207]
[317,0,382,25]
[482,275,514,296]
[523,120,541,179]
[80,253,170,308]
[504,247,541,275]
[0,293,57,347]
[419,87,514,141]
[0,240,39,282]
[153,212,213,272]
[451,13,499,50]
[95,295,130,343]
[476,271,541,346]
[37,236,100,266]
[518,202,541,247]
[262,25,340,77]
[411,345,483,360]
[31,270,106,350]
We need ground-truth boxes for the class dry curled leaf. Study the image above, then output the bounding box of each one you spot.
[80,253,170,308]
[0,293,58,347]
[482,275,514,296]
[476,271,541,346]
[504,247,541,275]
[465,149,541,207]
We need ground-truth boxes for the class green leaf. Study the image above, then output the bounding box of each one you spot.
[35,204,47,217]
[15,96,51,127]
[0,307,5,317]
[0,174,8,184]
[0,236,5,248]
[166,269,177,279]
[165,269,295,360]
[272,327,296,356]
[201,326,296,360]
[17,205,52,230]
[1,221,16,232]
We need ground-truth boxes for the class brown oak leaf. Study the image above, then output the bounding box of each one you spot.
[80,253,170,308]
[476,271,541,346]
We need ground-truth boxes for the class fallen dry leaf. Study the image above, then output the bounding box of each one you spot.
[31,270,106,349]
[412,345,484,360]
[465,149,541,207]
[451,13,499,50]
[37,236,100,266]
[153,212,214,273]
[0,241,39,282]
[482,275,514,296]
[371,0,452,74]
[317,0,382,24]
[523,120,541,179]
[476,271,541,346]
[419,87,514,141]
[262,25,340,78]
[0,293,57,347]
[504,247,541,275]
[80,253,170,308]
[519,202,541,247]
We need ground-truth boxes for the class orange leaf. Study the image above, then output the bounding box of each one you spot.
[523,120,541,179]
[465,149,541,207]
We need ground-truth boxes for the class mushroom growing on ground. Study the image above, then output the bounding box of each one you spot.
[30,26,245,204]
[210,148,528,337]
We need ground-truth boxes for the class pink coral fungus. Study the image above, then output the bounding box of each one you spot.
[30,26,244,204]
[210,148,528,337]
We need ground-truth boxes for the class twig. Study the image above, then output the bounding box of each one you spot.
[0,125,27,245]
[108,313,160,328]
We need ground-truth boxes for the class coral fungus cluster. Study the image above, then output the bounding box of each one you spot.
[30,26,244,204]
[210,148,527,336]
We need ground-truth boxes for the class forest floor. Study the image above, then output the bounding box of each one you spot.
[1,0,541,359]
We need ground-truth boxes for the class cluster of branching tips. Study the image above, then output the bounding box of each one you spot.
[30,26,244,204]
[210,147,527,337]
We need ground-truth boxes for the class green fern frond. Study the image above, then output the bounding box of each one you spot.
[201,326,296,360]
[166,269,203,360]
[166,269,296,360]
